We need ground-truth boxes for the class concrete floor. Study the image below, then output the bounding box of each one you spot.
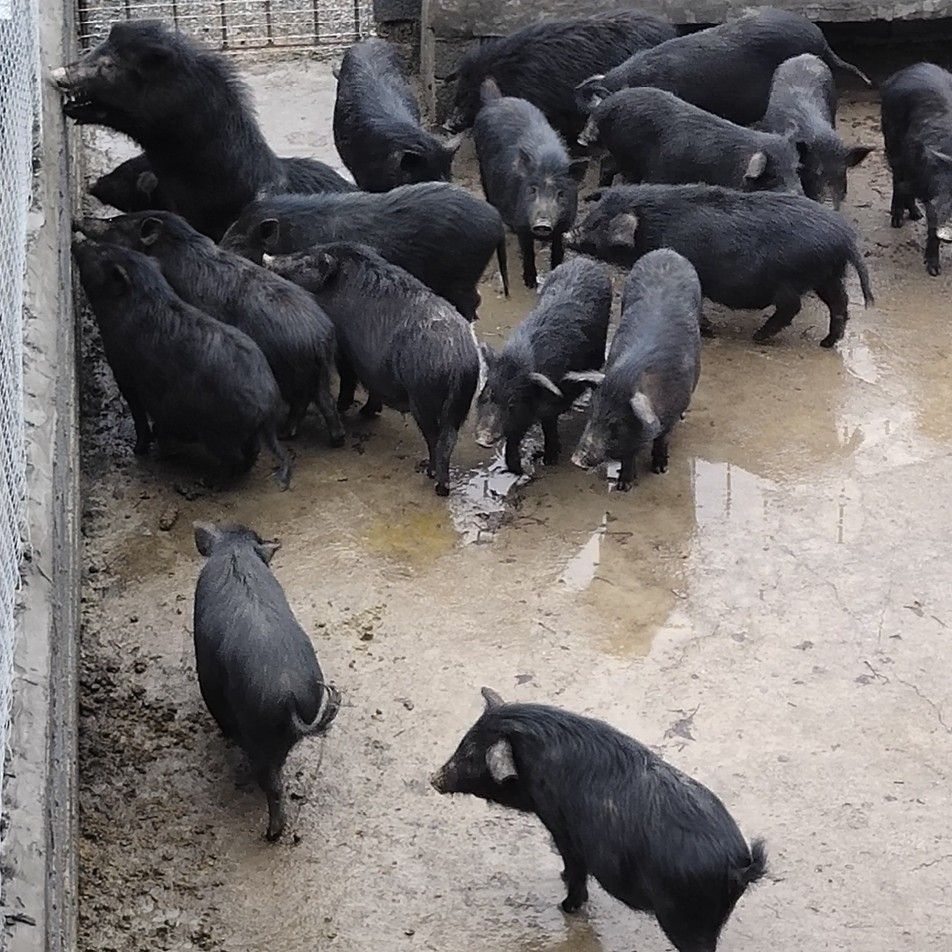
[77,60,952,951]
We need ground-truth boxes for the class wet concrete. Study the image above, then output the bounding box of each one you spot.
[78,59,952,951]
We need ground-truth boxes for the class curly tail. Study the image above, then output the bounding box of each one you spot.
[496,237,510,298]
[825,49,872,88]
[743,838,768,887]
[850,246,875,307]
[290,682,341,737]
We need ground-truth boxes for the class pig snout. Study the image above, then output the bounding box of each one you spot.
[429,767,449,793]
[261,253,276,269]
[442,110,467,135]
[531,220,554,240]
[49,65,71,89]
[577,117,598,148]
[76,218,109,239]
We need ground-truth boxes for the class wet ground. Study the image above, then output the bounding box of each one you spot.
[77,59,952,951]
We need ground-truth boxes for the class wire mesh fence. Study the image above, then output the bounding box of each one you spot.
[0,0,38,879]
[77,0,375,51]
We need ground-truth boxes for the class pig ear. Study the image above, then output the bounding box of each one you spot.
[629,392,661,437]
[254,539,281,564]
[107,262,132,293]
[316,251,341,285]
[139,216,163,246]
[563,370,605,388]
[136,170,158,198]
[481,686,504,710]
[608,212,638,248]
[845,144,874,168]
[528,372,563,398]
[486,738,517,783]
[568,158,589,183]
[257,218,280,250]
[480,77,501,104]
[193,521,221,556]
[744,151,768,181]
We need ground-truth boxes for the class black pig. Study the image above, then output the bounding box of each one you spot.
[432,688,766,952]
[263,242,480,496]
[576,8,870,127]
[220,183,508,321]
[89,152,354,215]
[579,86,802,194]
[193,522,340,841]
[444,12,676,141]
[474,80,587,288]
[333,38,460,191]
[78,212,344,444]
[71,236,291,486]
[759,54,873,208]
[569,250,700,491]
[475,257,611,475]
[881,63,952,276]
[52,21,348,239]
[566,184,873,348]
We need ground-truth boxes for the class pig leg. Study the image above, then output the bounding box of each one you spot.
[263,426,292,490]
[360,393,384,418]
[284,402,308,439]
[598,156,618,188]
[699,313,715,338]
[890,177,908,227]
[313,368,346,447]
[616,455,636,492]
[550,234,565,272]
[518,230,538,289]
[558,855,589,913]
[337,361,358,414]
[432,426,459,497]
[113,371,153,454]
[540,416,561,465]
[258,765,286,842]
[924,200,941,276]
[455,288,480,322]
[651,433,669,474]
[504,430,527,476]
[753,286,802,342]
[815,276,849,348]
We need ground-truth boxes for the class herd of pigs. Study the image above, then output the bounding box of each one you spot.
[52,8,952,951]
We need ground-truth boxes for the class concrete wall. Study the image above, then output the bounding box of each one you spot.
[420,0,952,118]
[3,3,81,951]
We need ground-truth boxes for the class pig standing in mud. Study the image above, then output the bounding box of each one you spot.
[566,183,873,348]
[758,54,873,209]
[432,687,766,952]
[578,86,802,193]
[72,236,291,487]
[475,257,611,475]
[263,242,480,496]
[333,38,460,191]
[77,211,344,444]
[193,522,340,841]
[569,249,701,491]
[474,79,587,288]
[881,63,952,276]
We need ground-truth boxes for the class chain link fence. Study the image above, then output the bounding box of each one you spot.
[76,0,374,51]
[0,0,39,882]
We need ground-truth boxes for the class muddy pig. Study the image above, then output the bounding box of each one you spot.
[220,183,508,321]
[474,80,587,288]
[51,21,346,239]
[78,212,344,444]
[576,8,869,126]
[758,54,873,208]
[566,183,873,348]
[89,153,354,214]
[568,250,700,491]
[579,86,802,193]
[432,687,767,952]
[71,236,291,487]
[881,63,952,276]
[263,242,480,496]
[334,38,460,192]
[444,11,675,141]
[475,258,611,475]
[193,522,340,841]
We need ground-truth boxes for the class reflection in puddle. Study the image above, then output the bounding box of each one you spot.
[558,515,607,592]
[692,458,775,530]
[450,451,530,544]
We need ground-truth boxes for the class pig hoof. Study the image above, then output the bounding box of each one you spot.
[614,479,633,492]
[328,433,346,449]
[265,824,284,843]
[927,261,941,277]
[651,462,668,475]
[523,275,538,290]
[560,892,587,914]
[909,207,922,221]
[360,404,381,419]
[434,482,450,497]
[890,215,903,228]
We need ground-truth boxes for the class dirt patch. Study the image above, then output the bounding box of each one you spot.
[77,59,952,952]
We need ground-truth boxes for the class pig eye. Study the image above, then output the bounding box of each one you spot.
[527,185,538,196]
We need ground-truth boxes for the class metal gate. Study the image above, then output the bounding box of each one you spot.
[76,0,375,51]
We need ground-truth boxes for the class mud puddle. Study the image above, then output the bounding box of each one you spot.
[78,59,952,952]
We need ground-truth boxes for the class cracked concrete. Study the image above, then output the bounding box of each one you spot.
[75,58,952,952]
